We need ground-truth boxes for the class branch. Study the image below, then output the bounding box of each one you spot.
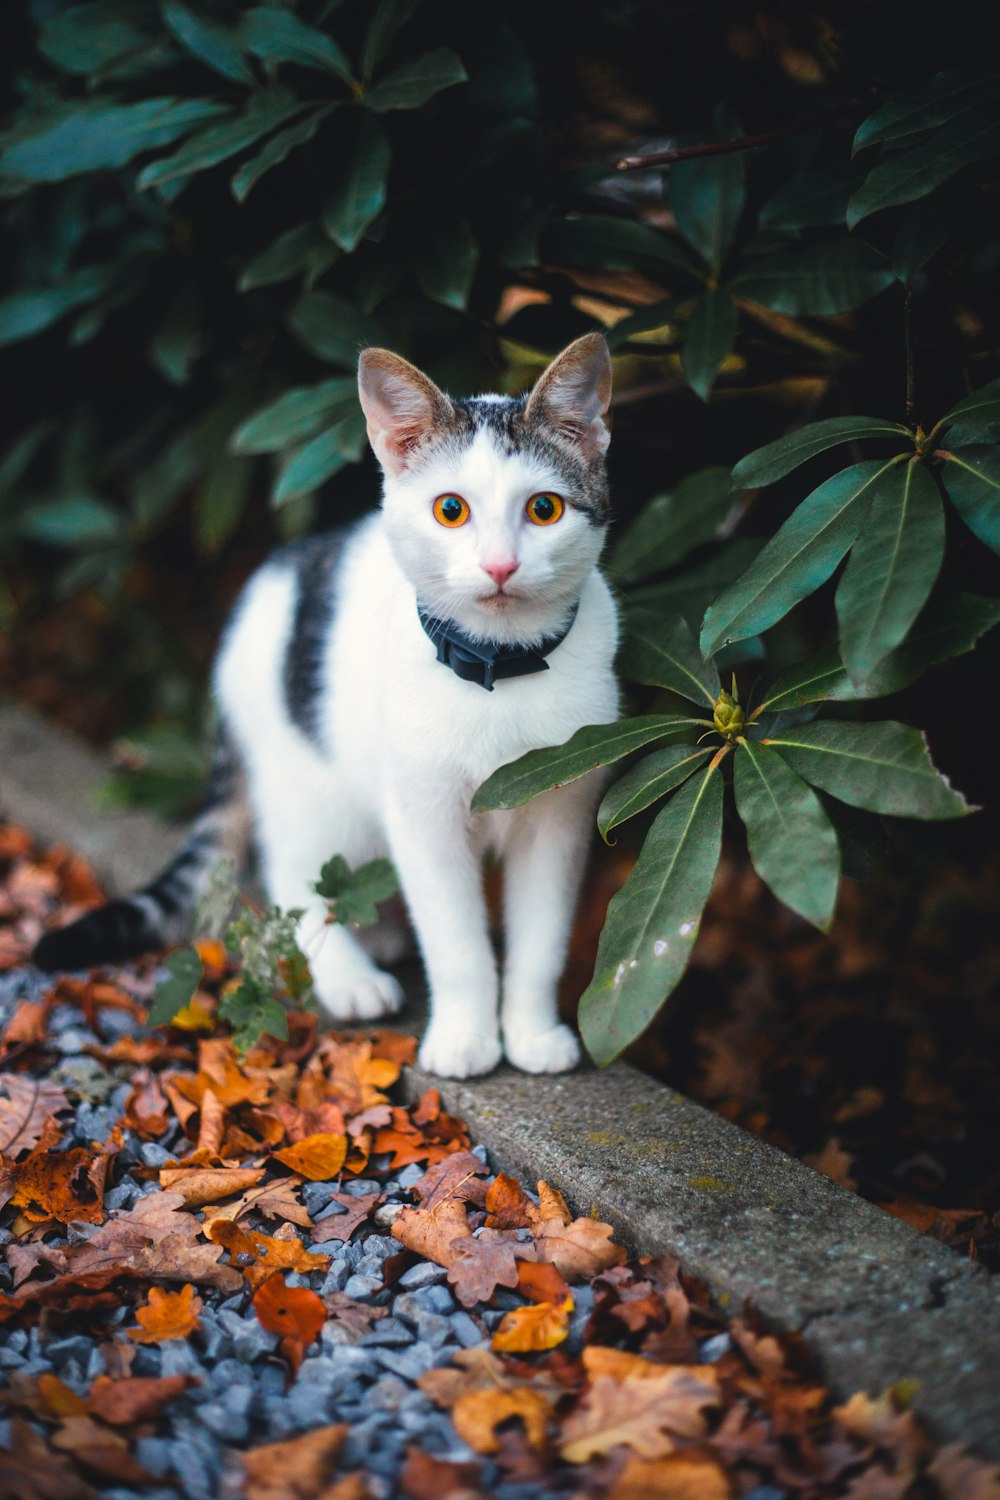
[616,101,866,172]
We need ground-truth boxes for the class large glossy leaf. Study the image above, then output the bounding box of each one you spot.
[731,416,909,490]
[611,467,733,585]
[578,759,724,1064]
[624,538,765,626]
[605,297,677,350]
[765,719,973,819]
[733,238,894,316]
[939,378,1000,429]
[940,447,1000,555]
[414,220,478,310]
[853,72,997,153]
[734,741,839,929]
[669,124,746,273]
[618,611,719,708]
[363,47,467,111]
[756,592,1000,713]
[892,192,955,283]
[682,288,738,401]
[597,745,712,842]
[232,106,335,203]
[0,266,113,346]
[701,460,899,655]
[288,292,375,366]
[322,116,390,252]
[232,379,357,453]
[759,162,862,230]
[848,105,1000,227]
[273,409,367,504]
[545,215,699,281]
[836,462,945,681]
[239,224,338,292]
[162,2,253,85]
[137,91,305,191]
[0,99,226,182]
[16,494,122,546]
[240,8,352,81]
[471,715,700,813]
[361,0,418,80]
[39,2,158,75]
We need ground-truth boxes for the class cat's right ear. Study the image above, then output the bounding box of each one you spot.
[358,349,454,477]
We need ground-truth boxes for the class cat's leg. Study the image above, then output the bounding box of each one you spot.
[500,780,598,1073]
[383,782,501,1079]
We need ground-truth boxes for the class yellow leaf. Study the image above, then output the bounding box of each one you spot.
[272,1132,348,1181]
[491,1295,573,1353]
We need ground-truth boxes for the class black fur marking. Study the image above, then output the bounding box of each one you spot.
[281,530,348,747]
[33,898,157,972]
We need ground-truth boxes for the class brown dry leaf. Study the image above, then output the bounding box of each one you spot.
[170,1039,271,1112]
[584,1346,686,1382]
[533,1182,572,1225]
[804,1137,858,1191]
[412,1151,490,1212]
[243,1423,346,1500]
[0,1074,69,1154]
[452,1388,554,1456]
[0,1267,133,1324]
[608,1452,731,1500]
[531,1215,626,1282]
[484,1172,534,1229]
[832,1389,928,1476]
[927,1444,1000,1500]
[0,1413,98,1500]
[320,1037,400,1113]
[273,1132,348,1180]
[398,1447,484,1500]
[8,1136,108,1225]
[559,1365,721,1463]
[516,1259,572,1305]
[310,1191,382,1245]
[254,1272,327,1376]
[37,1372,90,1417]
[122,1069,170,1139]
[87,1373,197,1425]
[127,1284,203,1343]
[391,1197,471,1266]
[51,1415,155,1484]
[418,1345,568,1411]
[159,1164,265,1207]
[320,1291,388,1343]
[448,1228,534,1309]
[491,1295,573,1354]
[200,1176,312,1231]
[209,1219,330,1290]
[2,1000,48,1049]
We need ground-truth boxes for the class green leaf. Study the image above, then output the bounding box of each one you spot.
[240,8,353,81]
[314,855,400,926]
[232,379,357,453]
[232,106,335,202]
[610,467,734,585]
[578,759,723,1065]
[16,495,122,547]
[273,410,367,503]
[1,99,226,182]
[734,741,839,929]
[940,446,1000,555]
[288,291,375,365]
[732,237,894,315]
[137,91,305,192]
[472,715,701,813]
[148,947,204,1027]
[853,72,998,153]
[669,121,746,273]
[624,538,765,628]
[619,611,719,707]
[939,377,1000,429]
[149,284,201,385]
[322,115,390,251]
[682,288,738,401]
[361,0,418,80]
[545,214,699,281]
[162,2,254,85]
[597,745,712,842]
[0,265,113,345]
[836,462,945,681]
[765,719,973,820]
[759,161,862,230]
[892,192,955,283]
[732,416,911,490]
[756,592,1000,712]
[364,47,467,111]
[414,220,478,310]
[39,2,158,75]
[847,104,1000,227]
[195,451,253,552]
[218,976,288,1053]
[239,224,338,291]
[701,460,899,655]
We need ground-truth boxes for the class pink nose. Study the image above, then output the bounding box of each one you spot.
[482,559,519,587]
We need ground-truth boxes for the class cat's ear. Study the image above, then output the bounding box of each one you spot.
[524,333,612,460]
[358,349,455,476]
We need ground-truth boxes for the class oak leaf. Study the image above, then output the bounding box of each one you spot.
[927,1444,1000,1500]
[128,1284,203,1343]
[243,1423,346,1500]
[320,1290,388,1343]
[159,1164,265,1207]
[273,1132,348,1180]
[832,1389,928,1477]
[533,1181,572,1225]
[123,1069,170,1139]
[485,1172,534,1230]
[37,1372,90,1417]
[254,1272,327,1376]
[398,1447,483,1500]
[391,1198,472,1267]
[491,1295,573,1354]
[0,1413,98,1500]
[451,1388,553,1456]
[208,1219,330,1290]
[412,1150,490,1212]
[87,1373,197,1425]
[531,1215,626,1282]
[319,1037,400,1113]
[418,1345,568,1411]
[310,1191,383,1244]
[0,1074,69,1153]
[559,1365,721,1463]
[51,1415,155,1484]
[8,1136,109,1225]
[516,1259,572,1305]
[201,1176,312,1229]
[195,1085,225,1154]
[448,1228,535,1309]
[607,1452,731,1500]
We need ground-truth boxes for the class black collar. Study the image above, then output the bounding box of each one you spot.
[417,601,579,691]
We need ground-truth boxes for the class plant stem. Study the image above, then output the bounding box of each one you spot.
[616,101,866,172]
[904,287,917,429]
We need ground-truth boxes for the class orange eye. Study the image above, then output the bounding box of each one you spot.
[526,493,564,526]
[433,494,470,527]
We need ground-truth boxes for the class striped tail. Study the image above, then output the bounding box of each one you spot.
[32,724,249,973]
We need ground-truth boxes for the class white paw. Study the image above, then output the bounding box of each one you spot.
[504,1022,581,1074]
[313,966,404,1022]
[419,1026,502,1079]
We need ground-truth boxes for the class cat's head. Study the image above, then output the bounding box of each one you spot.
[357,335,612,645]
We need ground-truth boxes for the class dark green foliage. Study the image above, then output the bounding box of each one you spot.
[147,946,204,1026]
[313,855,399,927]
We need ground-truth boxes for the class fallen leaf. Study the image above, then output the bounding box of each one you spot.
[254,1272,326,1376]
[122,1069,170,1139]
[927,1444,1000,1500]
[832,1388,928,1476]
[209,1219,330,1290]
[310,1191,382,1244]
[320,1290,388,1342]
[127,1284,203,1343]
[515,1259,571,1305]
[607,1452,731,1500]
[8,1135,108,1225]
[448,1228,535,1309]
[0,1413,98,1500]
[491,1296,573,1353]
[38,1372,89,1417]
[418,1345,567,1411]
[412,1150,490,1212]
[273,1132,348,1180]
[533,1182,572,1225]
[87,1373,197,1425]
[159,1164,265,1207]
[243,1423,346,1500]
[559,1364,721,1463]
[391,1198,472,1266]
[398,1447,483,1500]
[201,1175,312,1229]
[51,1414,155,1484]
[0,1074,69,1153]
[485,1172,534,1230]
[451,1388,554,1456]
[196,1085,224,1154]
[531,1215,626,1282]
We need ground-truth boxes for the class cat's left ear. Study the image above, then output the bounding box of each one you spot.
[358,348,455,477]
[524,333,612,460]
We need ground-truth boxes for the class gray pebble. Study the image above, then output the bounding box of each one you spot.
[450,1310,486,1348]
[395,1163,425,1189]
[397,1260,447,1289]
[374,1343,435,1382]
[140,1141,172,1166]
[343,1272,383,1300]
[319,1259,351,1295]
[360,1316,413,1348]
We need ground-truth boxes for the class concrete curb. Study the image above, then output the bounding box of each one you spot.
[3,700,1000,1457]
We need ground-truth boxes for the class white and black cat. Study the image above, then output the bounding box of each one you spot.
[34,334,620,1078]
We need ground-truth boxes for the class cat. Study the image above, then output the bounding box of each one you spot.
[34,333,620,1078]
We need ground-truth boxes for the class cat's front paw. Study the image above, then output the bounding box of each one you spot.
[313,965,405,1023]
[504,1022,581,1074]
[419,1026,502,1079]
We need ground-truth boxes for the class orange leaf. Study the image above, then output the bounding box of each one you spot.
[88,1374,197,1425]
[273,1132,348,1180]
[243,1424,346,1500]
[485,1172,534,1230]
[516,1259,572,1305]
[253,1272,326,1377]
[37,1372,89,1418]
[196,1086,225,1155]
[159,1164,265,1207]
[451,1388,553,1456]
[491,1295,573,1353]
[608,1453,731,1500]
[208,1220,330,1290]
[127,1284,203,1343]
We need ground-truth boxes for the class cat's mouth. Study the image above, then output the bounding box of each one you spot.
[478,589,520,609]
